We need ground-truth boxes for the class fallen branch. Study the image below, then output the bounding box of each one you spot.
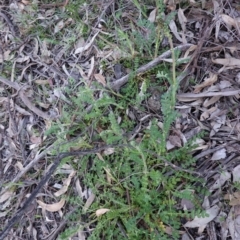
[177,89,240,100]
[110,43,193,91]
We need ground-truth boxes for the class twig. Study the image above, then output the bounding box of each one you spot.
[177,89,240,99]
[110,43,193,91]
[0,144,129,240]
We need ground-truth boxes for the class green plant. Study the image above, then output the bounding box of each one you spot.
[44,51,207,240]
[42,2,208,240]
[49,73,207,239]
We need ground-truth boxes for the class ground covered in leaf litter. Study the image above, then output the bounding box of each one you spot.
[1,0,240,239]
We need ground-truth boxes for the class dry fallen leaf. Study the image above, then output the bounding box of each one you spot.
[200,106,217,121]
[0,190,14,204]
[169,20,184,43]
[75,178,88,199]
[103,147,115,155]
[184,205,220,229]
[30,136,42,145]
[54,20,64,33]
[227,207,240,239]
[193,73,218,93]
[177,89,240,100]
[224,191,240,206]
[166,140,175,150]
[219,80,232,89]
[211,148,226,160]
[75,32,99,54]
[209,171,231,192]
[228,197,240,206]
[0,50,13,63]
[35,79,50,85]
[96,208,110,217]
[148,8,157,23]
[15,161,24,171]
[110,47,132,60]
[191,138,208,151]
[54,170,76,197]
[77,228,86,240]
[183,44,197,58]
[178,8,187,43]
[37,198,65,212]
[181,198,195,210]
[16,55,30,63]
[221,14,240,30]
[53,88,71,104]
[22,0,30,4]
[94,73,106,86]
[203,96,221,108]
[210,121,222,137]
[83,192,95,213]
[212,57,240,68]
[233,165,240,182]
[168,135,182,147]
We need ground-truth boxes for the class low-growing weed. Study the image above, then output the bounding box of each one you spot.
[44,1,208,239]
